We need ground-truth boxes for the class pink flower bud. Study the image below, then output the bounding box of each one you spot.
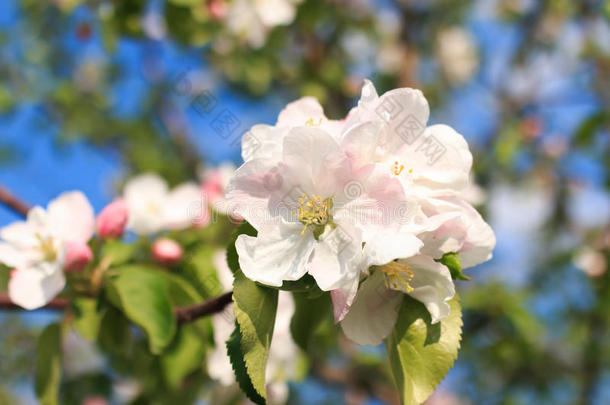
[96,199,129,238]
[152,238,183,266]
[63,241,93,273]
[208,0,227,20]
[82,397,109,405]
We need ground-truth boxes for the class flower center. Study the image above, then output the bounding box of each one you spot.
[390,161,413,176]
[36,234,58,262]
[381,261,414,293]
[293,193,332,236]
[305,117,323,127]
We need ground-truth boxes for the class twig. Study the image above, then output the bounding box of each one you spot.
[174,291,233,324]
[0,291,234,324]
[0,184,30,218]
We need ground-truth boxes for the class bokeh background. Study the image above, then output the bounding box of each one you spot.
[0,0,609,404]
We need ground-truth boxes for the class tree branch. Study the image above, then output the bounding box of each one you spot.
[0,292,234,323]
[0,184,30,218]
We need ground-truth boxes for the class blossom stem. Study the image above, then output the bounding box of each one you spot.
[0,292,234,324]
[0,183,31,218]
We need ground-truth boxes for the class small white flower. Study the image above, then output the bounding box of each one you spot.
[436,27,479,85]
[0,191,95,309]
[123,173,206,235]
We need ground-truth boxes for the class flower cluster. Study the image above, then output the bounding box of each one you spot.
[0,172,227,309]
[226,79,496,345]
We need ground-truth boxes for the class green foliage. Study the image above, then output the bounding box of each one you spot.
[71,298,103,342]
[290,292,332,351]
[35,323,62,405]
[436,252,470,281]
[226,324,265,405]
[231,270,279,404]
[160,325,207,389]
[183,245,224,299]
[386,295,462,405]
[105,265,177,354]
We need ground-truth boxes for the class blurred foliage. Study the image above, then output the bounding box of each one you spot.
[0,0,609,404]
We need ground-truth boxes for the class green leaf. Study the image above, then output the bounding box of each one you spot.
[183,245,224,299]
[290,292,332,351]
[72,298,103,342]
[106,265,177,354]
[98,306,131,355]
[100,239,140,267]
[386,294,462,405]
[227,222,257,273]
[160,325,206,389]
[232,270,278,404]
[35,323,62,405]
[436,252,470,281]
[226,323,265,405]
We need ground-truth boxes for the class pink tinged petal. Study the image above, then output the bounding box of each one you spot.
[8,266,66,310]
[63,241,93,273]
[151,238,184,266]
[277,97,326,127]
[340,271,403,346]
[96,199,129,239]
[401,124,473,191]
[48,191,95,243]
[402,255,455,324]
[241,124,285,162]
[235,224,314,287]
[0,242,28,268]
[330,275,360,323]
[340,121,383,171]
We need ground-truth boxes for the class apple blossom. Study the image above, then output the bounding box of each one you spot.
[96,199,129,238]
[200,163,238,216]
[227,125,412,298]
[0,191,95,309]
[63,241,93,272]
[123,173,208,235]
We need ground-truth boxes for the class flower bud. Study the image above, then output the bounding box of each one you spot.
[82,397,109,405]
[63,241,93,273]
[152,238,183,266]
[208,0,227,20]
[96,199,129,239]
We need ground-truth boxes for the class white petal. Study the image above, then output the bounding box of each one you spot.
[236,222,314,287]
[307,221,363,291]
[162,183,204,230]
[330,275,360,323]
[47,191,95,243]
[255,0,297,27]
[363,229,423,268]
[340,271,403,346]
[0,242,28,268]
[340,121,383,170]
[400,124,473,191]
[1,219,40,249]
[8,265,66,310]
[241,124,284,162]
[402,255,455,323]
[124,173,169,235]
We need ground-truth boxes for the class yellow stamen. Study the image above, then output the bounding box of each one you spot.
[36,234,57,262]
[391,161,405,176]
[305,117,323,127]
[381,262,414,293]
[295,194,331,235]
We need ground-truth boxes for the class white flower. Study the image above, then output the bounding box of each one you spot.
[123,173,207,235]
[207,250,299,402]
[436,27,479,85]
[228,125,409,297]
[0,192,94,309]
[225,0,302,48]
[340,255,454,346]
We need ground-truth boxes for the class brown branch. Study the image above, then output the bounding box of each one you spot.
[0,184,31,218]
[174,291,233,324]
[0,291,234,324]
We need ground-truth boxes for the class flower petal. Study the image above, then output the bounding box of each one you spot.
[124,173,169,235]
[0,242,28,268]
[163,183,206,229]
[340,270,403,346]
[8,265,66,310]
[236,222,314,287]
[402,255,455,324]
[48,191,95,243]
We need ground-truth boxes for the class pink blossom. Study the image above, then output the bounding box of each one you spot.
[96,199,129,238]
